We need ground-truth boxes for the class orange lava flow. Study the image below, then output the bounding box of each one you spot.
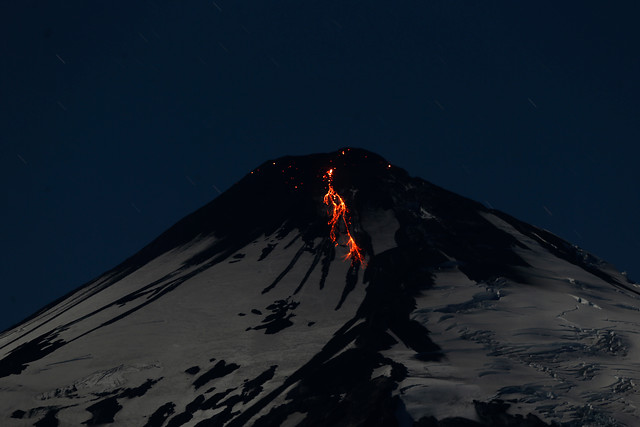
[323,169,366,267]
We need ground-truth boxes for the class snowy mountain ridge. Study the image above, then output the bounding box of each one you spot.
[1,148,639,426]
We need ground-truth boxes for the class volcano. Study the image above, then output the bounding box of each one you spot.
[1,148,638,426]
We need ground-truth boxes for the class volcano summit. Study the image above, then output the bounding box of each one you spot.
[1,148,638,426]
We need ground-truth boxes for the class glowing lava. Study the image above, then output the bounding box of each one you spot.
[323,168,366,267]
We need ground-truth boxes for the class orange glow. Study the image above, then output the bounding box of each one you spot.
[323,168,366,267]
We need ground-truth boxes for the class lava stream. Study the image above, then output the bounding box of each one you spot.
[323,168,366,267]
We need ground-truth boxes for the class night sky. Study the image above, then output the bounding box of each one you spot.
[2,1,638,331]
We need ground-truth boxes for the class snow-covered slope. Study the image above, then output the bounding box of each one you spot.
[1,148,638,426]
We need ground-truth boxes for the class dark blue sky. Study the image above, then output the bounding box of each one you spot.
[2,1,638,331]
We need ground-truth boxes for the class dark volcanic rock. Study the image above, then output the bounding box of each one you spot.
[144,402,176,427]
[193,360,240,390]
[82,397,122,425]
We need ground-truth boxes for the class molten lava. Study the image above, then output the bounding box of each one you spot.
[323,168,366,267]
